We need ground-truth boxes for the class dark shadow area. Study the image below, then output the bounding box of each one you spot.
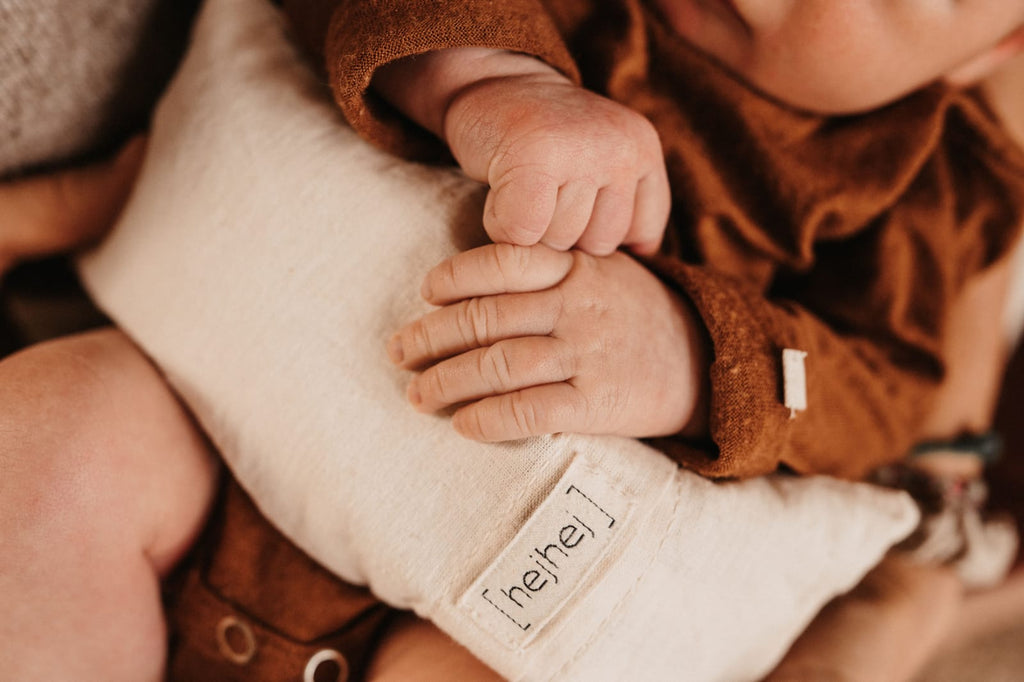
[990,340,1024,564]
[0,258,108,359]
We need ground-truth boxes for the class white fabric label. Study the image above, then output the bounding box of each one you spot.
[459,455,630,649]
[782,348,808,417]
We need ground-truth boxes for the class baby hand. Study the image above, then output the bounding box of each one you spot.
[387,244,707,442]
[443,72,670,256]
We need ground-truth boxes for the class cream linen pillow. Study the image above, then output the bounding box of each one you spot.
[79,0,918,679]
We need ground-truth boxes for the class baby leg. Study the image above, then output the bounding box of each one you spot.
[365,613,503,682]
[0,328,219,681]
[764,555,963,682]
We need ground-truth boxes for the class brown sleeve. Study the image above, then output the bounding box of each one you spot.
[645,90,1024,481]
[283,0,581,160]
[644,258,941,481]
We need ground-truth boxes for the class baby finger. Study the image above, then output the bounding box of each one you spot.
[408,336,576,412]
[541,180,598,251]
[389,292,559,368]
[622,168,670,256]
[422,243,574,305]
[483,167,558,247]
[451,382,591,442]
[573,184,634,256]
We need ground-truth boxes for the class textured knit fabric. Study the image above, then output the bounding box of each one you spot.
[285,0,1024,480]
[0,0,199,177]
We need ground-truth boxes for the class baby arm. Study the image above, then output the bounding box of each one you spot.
[387,243,709,441]
[373,48,670,256]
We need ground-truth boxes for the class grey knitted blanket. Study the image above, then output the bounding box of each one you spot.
[0,0,198,177]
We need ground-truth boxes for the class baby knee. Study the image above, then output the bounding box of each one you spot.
[0,330,176,532]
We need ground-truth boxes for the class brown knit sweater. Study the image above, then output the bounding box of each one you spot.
[284,0,1024,480]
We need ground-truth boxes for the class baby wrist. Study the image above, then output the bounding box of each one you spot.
[374,47,568,139]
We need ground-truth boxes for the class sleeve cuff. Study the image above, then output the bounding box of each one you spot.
[323,0,581,161]
[645,255,938,480]
[646,256,792,478]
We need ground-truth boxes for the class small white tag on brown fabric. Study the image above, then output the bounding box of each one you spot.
[782,349,808,418]
[459,454,630,649]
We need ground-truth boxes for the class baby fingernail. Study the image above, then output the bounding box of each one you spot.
[387,335,404,364]
[407,379,422,406]
[420,278,433,301]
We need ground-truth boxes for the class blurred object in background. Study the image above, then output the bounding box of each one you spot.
[0,0,200,178]
[0,259,108,358]
[0,0,201,359]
